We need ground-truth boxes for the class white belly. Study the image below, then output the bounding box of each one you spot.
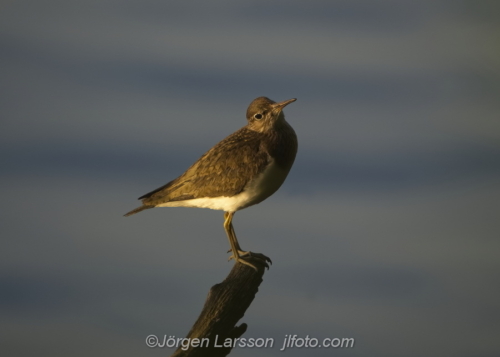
[157,160,289,212]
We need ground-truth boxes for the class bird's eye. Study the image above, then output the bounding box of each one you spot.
[254,113,263,120]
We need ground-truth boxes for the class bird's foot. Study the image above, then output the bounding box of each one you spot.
[228,250,272,271]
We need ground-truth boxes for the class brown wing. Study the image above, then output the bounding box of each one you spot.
[140,127,270,206]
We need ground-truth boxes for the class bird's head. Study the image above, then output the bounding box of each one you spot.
[246,97,296,133]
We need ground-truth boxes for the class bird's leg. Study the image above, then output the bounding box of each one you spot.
[228,218,248,255]
[229,221,273,264]
[229,218,272,265]
[224,212,256,270]
[223,212,271,270]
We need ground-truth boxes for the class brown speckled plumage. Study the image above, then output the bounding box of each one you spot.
[125,97,297,215]
[124,96,297,270]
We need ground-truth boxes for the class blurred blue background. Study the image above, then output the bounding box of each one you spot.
[1,1,500,356]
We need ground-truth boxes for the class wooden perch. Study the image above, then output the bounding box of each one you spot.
[171,257,268,357]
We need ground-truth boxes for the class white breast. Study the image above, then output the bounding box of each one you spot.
[157,159,289,212]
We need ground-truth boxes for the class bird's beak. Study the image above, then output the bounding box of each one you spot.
[271,98,297,112]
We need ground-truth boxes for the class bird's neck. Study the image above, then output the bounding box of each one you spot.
[262,121,298,170]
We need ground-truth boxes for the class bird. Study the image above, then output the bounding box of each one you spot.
[124,97,298,270]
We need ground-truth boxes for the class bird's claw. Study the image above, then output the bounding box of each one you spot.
[227,250,272,270]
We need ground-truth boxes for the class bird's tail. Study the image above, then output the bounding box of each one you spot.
[124,205,153,217]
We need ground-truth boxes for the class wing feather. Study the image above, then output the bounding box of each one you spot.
[140,127,270,206]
